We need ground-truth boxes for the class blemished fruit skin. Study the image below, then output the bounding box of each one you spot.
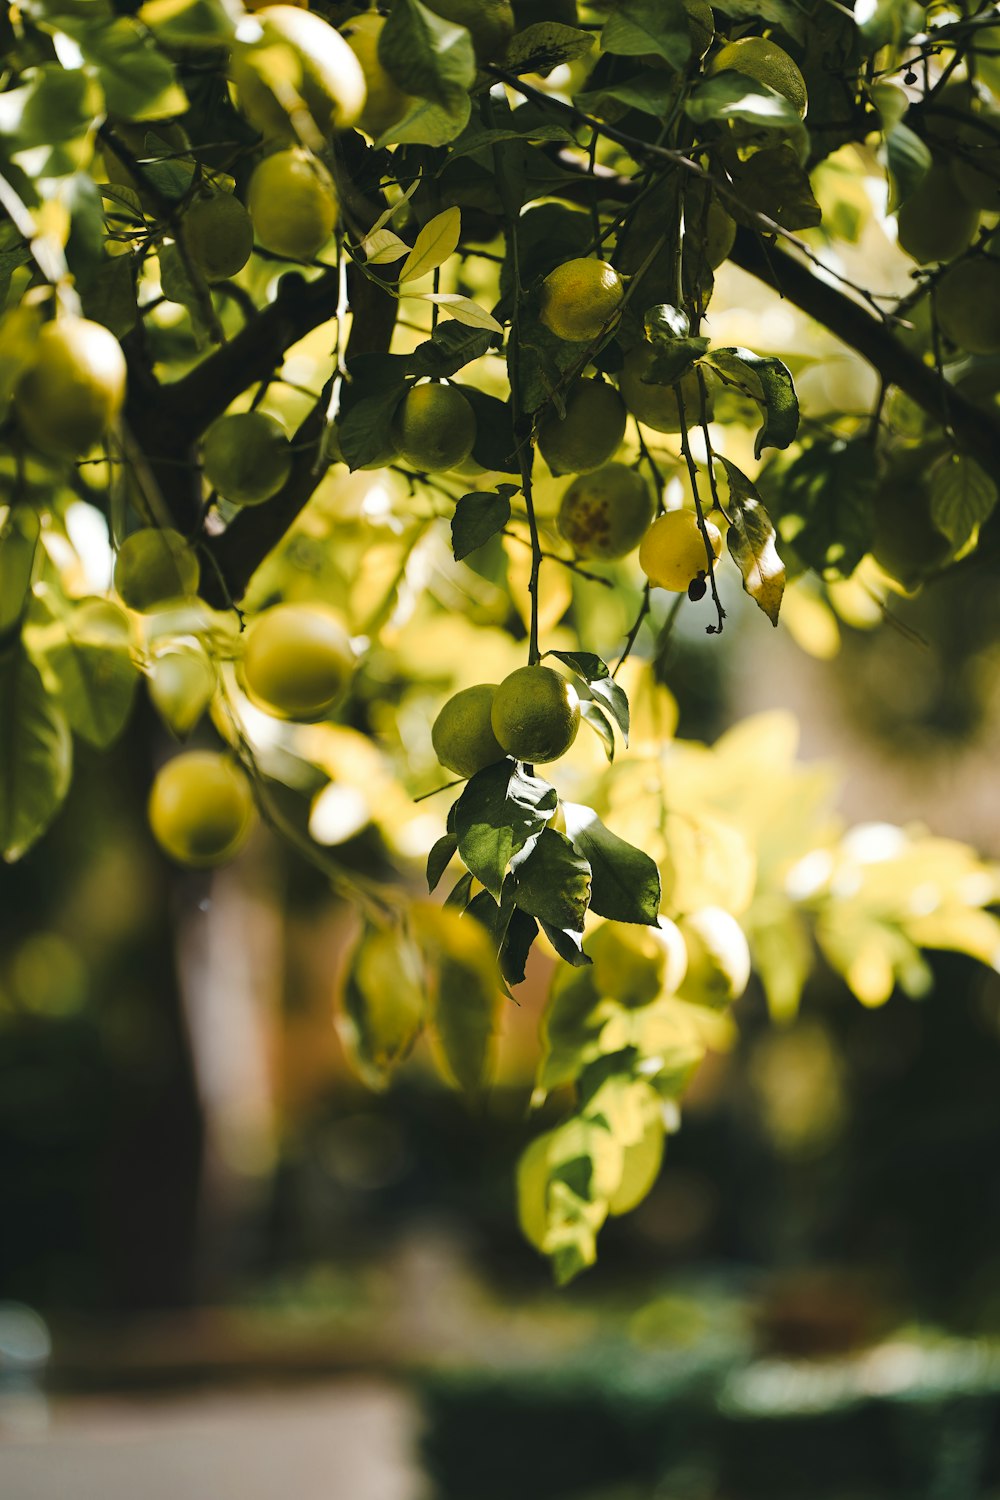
[148,751,256,867]
[431,683,507,778]
[557,463,654,560]
[934,258,1000,354]
[202,411,292,505]
[676,906,752,1008]
[618,347,710,434]
[491,664,581,764]
[538,259,625,343]
[14,318,127,459]
[114,528,200,612]
[181,193,254,282]
[708,36,808,117]
[229,5,367,142]
[247,148,338,261]
[639,510,722,592]
[589,917,688,1007]
[896,165,980,264]
[537,379,627,476]
[241,603,355,720]
[391,384,476,472]
[340,12,411,139]
[423,0,515,62]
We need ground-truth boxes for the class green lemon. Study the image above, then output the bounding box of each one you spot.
[149,751,256,867]
[241,603,355,720]
[588,917,688,1007]
[537,379,627,476]
[557,462,654,560]
[432,683,507,779]
[247,148,338,261]
[708,36,808,117]
[114,528,200,612]
[490,664,581,764]
[14,318,127,460]
[935,258,1000,353]
[181,193,254,283]
[392,384,476,472]
[896,165,980,264]
[676,906,752,1008]
[202,410,293,505]
[229,4,367,142]
[618,347,710,434]
[538,258,625,343]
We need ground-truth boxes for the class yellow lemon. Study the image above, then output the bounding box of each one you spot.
[149,751,256,867]
[538,258,625,343]
[247,147,337,260]
[638,510,722,592]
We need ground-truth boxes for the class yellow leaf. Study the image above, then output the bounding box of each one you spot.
[398,205,461,283]
[362,228,409,264]
[421,292,503,333]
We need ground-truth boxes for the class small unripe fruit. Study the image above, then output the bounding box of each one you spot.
[148,751,256,867]
[241,603,354,720]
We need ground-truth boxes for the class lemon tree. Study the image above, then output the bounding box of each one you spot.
[3,0,1000,1286]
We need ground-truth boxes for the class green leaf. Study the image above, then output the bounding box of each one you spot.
[580,699,615,762]
[138,0,237,49]
[500,907,538,987]
[885,121,932,213]
[930,454,998,550]
[408,323,496,379]
[601,0,691,70]
[538,966,608,1091]
[29,597,138,749]
[337,383,409,470]
[511,827,592,932]
[378,0,476,112]
[541,920,591,966]
[339,921,427,1090]
[644,338,710,385]
[719,459,785,626]
[718,0,806,42]
[548,649,629,743]
[377,91,471,148]
[157,241,220,346]
[707,346,799,456]
[504,22,596,75]
[463,388,519,474]
[79,255,138,341]
[67,17,189,121]
[645,303,690,341]
[576,70,679,120]
[767,438,877,579]
[454,760,556,900]
[426,831,457,892]
[562,803,661,926]
[726,144,823,232]
[0,643,72,863]
[4,64,104,177]
[0,508,40,638]
[451,488,513,561]
[685,72,805,137]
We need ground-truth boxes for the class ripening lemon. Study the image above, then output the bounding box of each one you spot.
[423,0,515,62]
[229,5,367,142]
[607,1114,665,1217]
[14,318,127,459]
[639,510,722,593]
[537,379,627,476]
[491,664,580,764]
[588,917,687,1008]
[202,410,293,505]
[896,165,980,264]
[114,528,200,612]
[676,906,752,1008]
[557,462,654,560]
[708,36,808,117]
[618,346,710,434]
[247,148,338,260]
[241,603,355,720]
[149,751,256,867]
[538,258,625,343]
[935,257,1000,353]
[181,192,254,282]
[340,12,411,138]
[431,683,507,779]
[391,383,476,472]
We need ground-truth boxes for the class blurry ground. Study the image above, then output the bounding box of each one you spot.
[0,1380,423,1500]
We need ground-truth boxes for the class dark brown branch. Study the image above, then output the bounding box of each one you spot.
[729,228,1000,479]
